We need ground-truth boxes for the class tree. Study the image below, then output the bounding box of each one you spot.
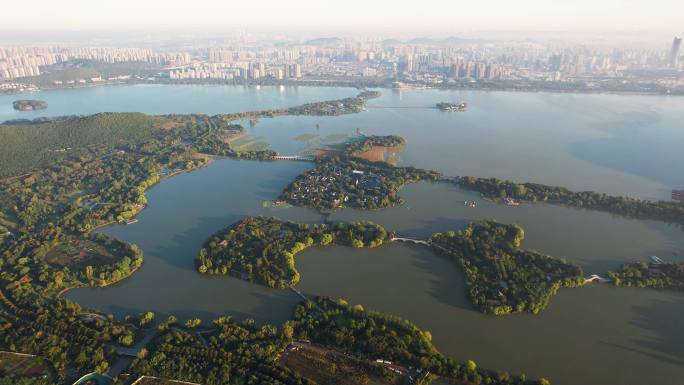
[139,311,155,327]
[119,334,134,346]
[85,265,94,279]
[320,233,333,246]
[466,359,477,373]
[185,318,202,328]
[282,322,294,340]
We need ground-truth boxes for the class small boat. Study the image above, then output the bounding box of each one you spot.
[124,218,139,225]
[503,197,520,207]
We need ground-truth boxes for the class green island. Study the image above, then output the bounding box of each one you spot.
[456,176,684,226]
[12,99,48,111]
[280,135,439,210]
[196,216,387,288]
[608,259,684,289]
[196,216,582,316]
[430,221,584,315]
[435,102,467,112]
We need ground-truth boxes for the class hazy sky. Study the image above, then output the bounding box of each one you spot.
[3,0,683,33]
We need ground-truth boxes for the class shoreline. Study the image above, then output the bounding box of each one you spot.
[3,78,683,98]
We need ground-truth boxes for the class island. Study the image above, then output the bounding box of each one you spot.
[196,217,583,316]
[431,220,584,315]
[196,216,388,288]
[436,101,467,112]
[12,99,48,111]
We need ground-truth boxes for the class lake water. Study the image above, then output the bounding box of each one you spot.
[17,84,681,385]
[249,89,684,201]
[0,83,358,120]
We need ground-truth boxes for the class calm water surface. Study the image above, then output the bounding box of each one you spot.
[34,84,684,385]
[0,84,358,120]
[250,89,684,200]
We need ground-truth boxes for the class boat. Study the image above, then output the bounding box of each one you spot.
[503,197,520,207]
[124,218,139,225]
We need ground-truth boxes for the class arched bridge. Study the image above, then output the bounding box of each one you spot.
[584,274,611,284]
[273,155,315,161]
[391,237,430,246]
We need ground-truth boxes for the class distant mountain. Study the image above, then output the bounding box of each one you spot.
[304,37,343,46]
[408,36,467,45]
[381,38,403,47]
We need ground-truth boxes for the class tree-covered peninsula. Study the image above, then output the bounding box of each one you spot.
[115,297,551,385]
[128,314,306,385]
[195,216,388,288]
[430,221,584,315]
[0,90,380,178]
[608,260,684,290]
[292,297,547,385]
[456,176,684,226]
[281,135,439,210]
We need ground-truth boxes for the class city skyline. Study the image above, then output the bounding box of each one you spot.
[3,0,684,34]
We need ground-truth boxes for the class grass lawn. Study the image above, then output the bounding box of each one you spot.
[0,351,54,380]
[281,347,397,385]
[44,239,119,269]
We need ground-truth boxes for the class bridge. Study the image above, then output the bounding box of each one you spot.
[273,155,315,161]
[288,285,323,311]
[391,237,430,246]
[367,106,433,109]
[584,274,611,284]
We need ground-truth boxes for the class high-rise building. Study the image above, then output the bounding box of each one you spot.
[670,37,682,68]
[405,54,414,73]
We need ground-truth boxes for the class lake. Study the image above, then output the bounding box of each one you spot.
[17,84,681,385]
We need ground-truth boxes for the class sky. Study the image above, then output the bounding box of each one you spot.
[2,0,683,34]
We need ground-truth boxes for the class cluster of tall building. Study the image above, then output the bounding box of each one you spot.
[402,54,511,80]
[0,46,191,80]
[168,62,301,81]
[2,37,683,85]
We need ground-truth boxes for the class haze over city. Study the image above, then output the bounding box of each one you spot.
[3,0,684,35]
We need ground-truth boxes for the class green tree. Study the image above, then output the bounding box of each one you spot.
[466,359,477,373]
